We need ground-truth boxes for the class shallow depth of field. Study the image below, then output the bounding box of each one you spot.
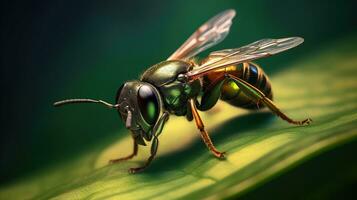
[1,1,356,199]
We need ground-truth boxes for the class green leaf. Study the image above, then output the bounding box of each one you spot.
[1,38,357,200]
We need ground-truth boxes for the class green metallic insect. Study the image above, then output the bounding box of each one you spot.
[54,9,311,173]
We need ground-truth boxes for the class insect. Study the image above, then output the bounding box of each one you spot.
[54,9,311,173]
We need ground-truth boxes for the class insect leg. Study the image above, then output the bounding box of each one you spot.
[198,77,226,111]
[128,136,159,174]
[186,100,194,121]
[151,111,170,137]
[109,138,138,164]
[227,74,312,125]
[128,112,169,173]
[189,99,225,158]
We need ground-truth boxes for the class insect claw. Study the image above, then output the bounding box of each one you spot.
[128,167,145,174]
[215,151,226,159]
[301,118,313,125]
[108,159,116,164]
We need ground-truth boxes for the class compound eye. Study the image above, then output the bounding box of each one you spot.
[137,85,159,124]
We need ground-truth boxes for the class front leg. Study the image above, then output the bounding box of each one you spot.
[109,137,138,164]
[129,136,159,174]
[129,112,169,173]
[189,99,225,158]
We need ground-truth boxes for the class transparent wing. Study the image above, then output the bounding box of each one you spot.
[186,37,304,80]
[167,9,236,61]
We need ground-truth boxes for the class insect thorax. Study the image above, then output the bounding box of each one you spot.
[141,60,201,116]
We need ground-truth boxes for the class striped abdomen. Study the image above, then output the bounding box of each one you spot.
[203,62,273,109]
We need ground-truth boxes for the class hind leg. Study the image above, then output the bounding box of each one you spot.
[227,75,312,125]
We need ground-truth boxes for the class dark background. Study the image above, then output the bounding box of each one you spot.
[1,0,356,184]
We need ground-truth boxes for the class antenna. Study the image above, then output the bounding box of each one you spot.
[53,98,119,109]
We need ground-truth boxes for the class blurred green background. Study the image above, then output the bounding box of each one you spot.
[1,0,357,196]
